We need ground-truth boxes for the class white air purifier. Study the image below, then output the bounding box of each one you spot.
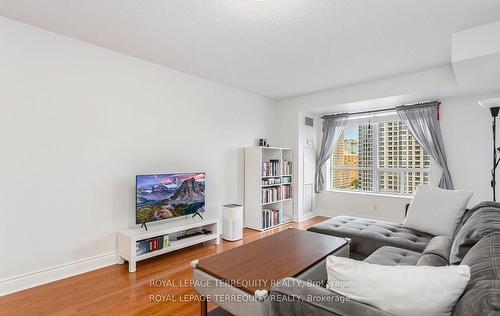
[222,204,243,241]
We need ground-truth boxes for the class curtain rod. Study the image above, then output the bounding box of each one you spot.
[321,101,440,119]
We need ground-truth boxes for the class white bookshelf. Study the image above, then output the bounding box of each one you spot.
[244,146,294,231]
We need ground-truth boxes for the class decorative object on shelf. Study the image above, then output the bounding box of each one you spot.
[262,177,281,186]
[177,229,211,240]
[259,138,268,147]
[222,204,243,241]
[281,176,292,184]
[479,97,500,201]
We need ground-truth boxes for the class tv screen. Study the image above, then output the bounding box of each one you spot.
[136,173,205,225]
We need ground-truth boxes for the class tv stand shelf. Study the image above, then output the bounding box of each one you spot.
[118,217,220,272]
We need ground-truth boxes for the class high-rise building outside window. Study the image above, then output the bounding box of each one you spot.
[328,114,430,195]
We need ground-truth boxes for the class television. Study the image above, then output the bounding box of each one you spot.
[136,173,205,225]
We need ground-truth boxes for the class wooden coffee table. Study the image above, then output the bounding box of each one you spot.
[192,228,349,316]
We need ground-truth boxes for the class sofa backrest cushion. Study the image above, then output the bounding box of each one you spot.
[460,233,500,285]
[453,201,500,238]
[450,206,500,264]
[453,234,500,315]
[453,280,500,316]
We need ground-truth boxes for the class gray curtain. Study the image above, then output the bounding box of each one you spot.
[315,114,349,193]
[396,102,454,189]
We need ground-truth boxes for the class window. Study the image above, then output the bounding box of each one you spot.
[328,116,430,195]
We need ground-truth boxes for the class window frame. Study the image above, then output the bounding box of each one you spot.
[326,114,431,196]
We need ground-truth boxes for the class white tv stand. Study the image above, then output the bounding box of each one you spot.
[118,217,220,272]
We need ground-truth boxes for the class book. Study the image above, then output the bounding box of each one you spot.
[137,235,167,255]
[136,239,150,256]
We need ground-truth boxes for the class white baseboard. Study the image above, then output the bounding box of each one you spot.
[297,211,319,222]
[0,252,118,296]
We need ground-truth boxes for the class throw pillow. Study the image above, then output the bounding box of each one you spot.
[403,185,473,237]
[326,256,470,316]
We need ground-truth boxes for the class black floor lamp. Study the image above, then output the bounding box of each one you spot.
[480,97,500,201]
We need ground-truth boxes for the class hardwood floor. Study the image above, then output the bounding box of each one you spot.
[0,216,328,316]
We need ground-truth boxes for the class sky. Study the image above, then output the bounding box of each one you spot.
[344,126,359,140]
[137,173,205,188]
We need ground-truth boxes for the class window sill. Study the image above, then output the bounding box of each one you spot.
[326,189,413,199]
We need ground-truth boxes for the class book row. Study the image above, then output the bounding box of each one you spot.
[282,160,292,175]
[282,185,292,200]
[262,159,280,177]
[136,235,169,256]
[262,208,281,229]
[262,186,281,204]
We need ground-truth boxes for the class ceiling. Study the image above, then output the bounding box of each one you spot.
[1,0,500,99]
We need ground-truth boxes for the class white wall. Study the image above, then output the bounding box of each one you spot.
[275,66,500,222]
[440,95,492,205]
[0,17,276,288]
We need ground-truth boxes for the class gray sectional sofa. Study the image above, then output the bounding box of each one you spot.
[270,202,500,316]
[306,215,434,260]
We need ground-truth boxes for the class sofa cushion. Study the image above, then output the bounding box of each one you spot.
[450,205,500,264]
[453,234,500,315]
[416,236,452,266]
[422,236,452,260]
[308,216,433,258]
[452,280,500,316]
[452,201,500,239]
[460,233,500,285]
[364,246,421,266]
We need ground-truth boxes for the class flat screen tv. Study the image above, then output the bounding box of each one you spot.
[136,173,205,225]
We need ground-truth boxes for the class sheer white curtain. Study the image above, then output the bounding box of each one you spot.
[315,114,349,193]
[396,102,453,189]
